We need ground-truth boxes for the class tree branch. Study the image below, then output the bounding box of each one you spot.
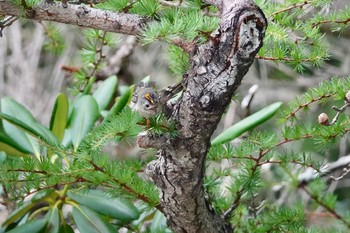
[0,0,147,35]
[298,154,350,184]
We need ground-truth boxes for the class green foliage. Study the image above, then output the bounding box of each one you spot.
[130,0,159,16]
[77,107,142,155]
[0,132,31,157]
[279,77,350,150]
[70,29,119,93]
[71,205,117,233]
[229,204,311,232]
[49,93,69,143]
[42,23,65,55]
[70,95,100,150]
[141,7,219,44]
[146,114,178,138]
[255,0,350,71]
[206,76,350,230]
[6,219,47,233]
[1,97,41,157]
[92,75,118,112]
[96,0,129,12]
[211,102,282,145]
[44,207,59,233]
[68,189,140,222]
[139,5,218,75]
[0,76,160,232]
[167,45,190,76]
[10,0,40,9]
[281,77,350,122]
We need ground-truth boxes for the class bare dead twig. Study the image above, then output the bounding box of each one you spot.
[0,16,18,37]
[96,35,137,80]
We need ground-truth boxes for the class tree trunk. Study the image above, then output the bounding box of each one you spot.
[138,1,267,232]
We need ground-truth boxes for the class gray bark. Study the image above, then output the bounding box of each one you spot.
[0,0,145,35]
[138,1,267,232]
[0,0,267,231]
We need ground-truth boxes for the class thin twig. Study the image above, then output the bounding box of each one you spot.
[241,84,258,117]
[329,102,350,125]
[96,35,137,80]
[269,1,311,18]
[222,190,243,220]
[330,165,350,181]
[80,31,107,91]
[90,31,107,77]
[312,18,350,28]
[255,55,313,62]
[89,161,159,209]
[0,16,18,37]
[22,178,88,198]
[285,94,333,120]
[300,185,350,229]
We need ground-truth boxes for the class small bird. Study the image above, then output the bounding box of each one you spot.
[131,82,160,119]
[131,81,183,124]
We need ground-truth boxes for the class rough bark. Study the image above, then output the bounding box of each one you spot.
[0,0,145,35]
[138,1,267,232]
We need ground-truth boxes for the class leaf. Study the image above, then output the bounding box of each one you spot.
[0,97,37,123]
[0,132,31,157]
[102,86,133,124]
[68,190,139,222]
[5,219,47,233]
[211,102,283,145]
[93,75,118,112]
[31,189,57,202]
[49,93,69,142]
[45,207,60,233]
[59,223,75,233]
[71,205,115,233]
[70,95,99,150]
[0,142,29,158]
[61,128,72,147]
[32,122,61,146]
[83,77,96,95]
[2,202,37,227]
[150,211,171,232]
[0,113,60,151]
[2,190,55,227]
[0,97,40,156]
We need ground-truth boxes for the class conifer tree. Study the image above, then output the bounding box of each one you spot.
[1,0,350,232]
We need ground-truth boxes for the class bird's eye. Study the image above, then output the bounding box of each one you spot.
[145,104,150,108]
